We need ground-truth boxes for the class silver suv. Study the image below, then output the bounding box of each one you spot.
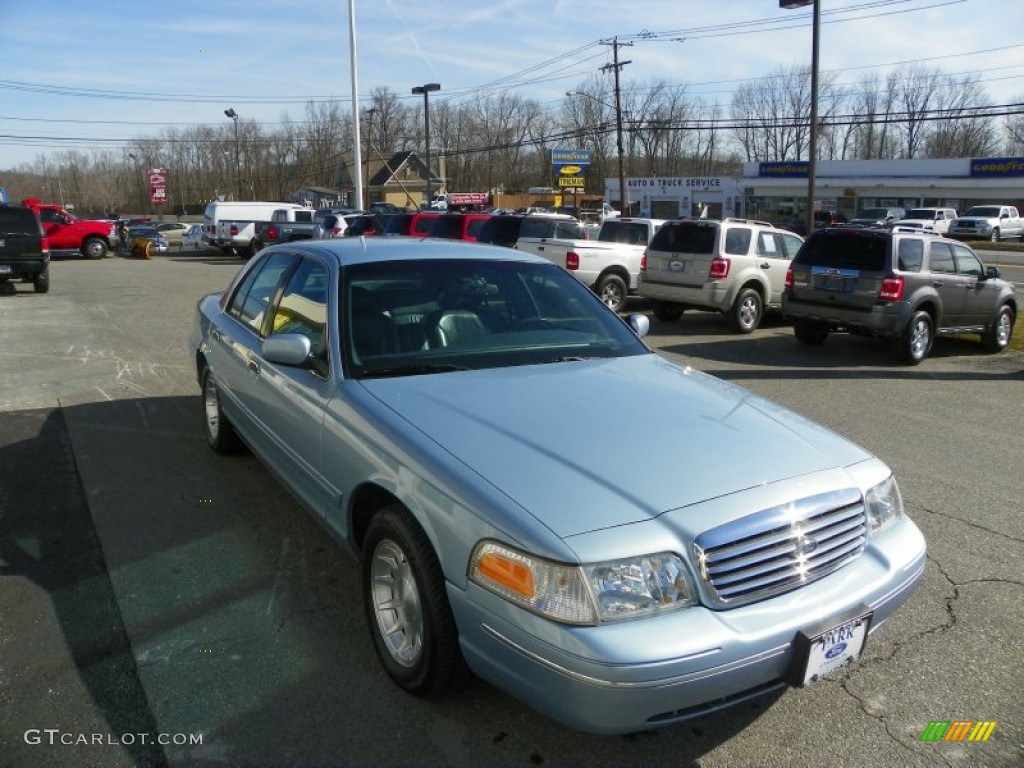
[783,228,1017,364]
[639,218,804,332]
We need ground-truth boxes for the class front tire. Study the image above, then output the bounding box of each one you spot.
[989,228,1000,243]
[652,301,685,322]
[33,267,50,294]
[728,287,763,334]
[202,368,243,454]
[897,311,933,365]
[982,304,1014,353]
[595,273,627,312]
[83,237,108,260]
[363,506,466,697]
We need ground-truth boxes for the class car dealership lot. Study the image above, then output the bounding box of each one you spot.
[1,253,1021,768]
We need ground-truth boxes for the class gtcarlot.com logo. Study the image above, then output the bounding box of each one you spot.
[921,721,997,742]
[24,729,203,747]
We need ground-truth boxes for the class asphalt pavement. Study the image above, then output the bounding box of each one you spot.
[0,250,1021,768]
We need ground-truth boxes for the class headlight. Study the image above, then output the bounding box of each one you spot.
[865,475,903,534]
[469,541,697,625]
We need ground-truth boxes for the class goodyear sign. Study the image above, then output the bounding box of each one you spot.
[759,161,809,178]
[970,157,1024,177]
[551,149,591,165]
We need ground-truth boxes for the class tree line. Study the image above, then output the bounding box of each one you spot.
[3,64,1022,216]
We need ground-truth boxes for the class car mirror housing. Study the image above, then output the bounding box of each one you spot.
[984,266,1001,279]
[627,313,650,338]
[263,334,313,367]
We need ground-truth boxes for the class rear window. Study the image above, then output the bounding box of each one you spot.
[477,217,521,247]
[598,221,650,245]
[383,214,413,235]
[428,216,466,239]
[518,218,555,239]
[794,232,890,271]
[0,207,42,234]
[648,222,717,254]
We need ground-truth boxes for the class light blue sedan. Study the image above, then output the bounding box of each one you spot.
[189,238,926,734]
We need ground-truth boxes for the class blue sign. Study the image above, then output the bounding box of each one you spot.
[0,186,8,204]
[759,161,808,178]
[551,149,591,166]
[970,157,1024,177]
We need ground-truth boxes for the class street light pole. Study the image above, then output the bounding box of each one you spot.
[411,83,441,203]
[224,108,242,200]
[780,0,820,236]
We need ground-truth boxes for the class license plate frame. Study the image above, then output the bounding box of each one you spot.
[789,607,872,687]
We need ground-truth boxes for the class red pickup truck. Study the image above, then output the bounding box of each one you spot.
[21,199,118,259]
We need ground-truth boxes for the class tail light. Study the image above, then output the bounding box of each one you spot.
[566,251,580,270]
[785,268,794,288]
[329,227,342,237]
[709,257,731,279]
[230,224,238,236]
[879,275,904,301]
[640,254,647,271]
[41,236,50,255]
[268,225,278,240]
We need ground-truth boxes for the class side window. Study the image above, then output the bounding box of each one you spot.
[897,239,924,272]
[928,242,956,274]
[467,218,488,238]
[269,258,330,353]
[756,232,785,259]
[227,252,295,334]
[724,227,752,255]
[39,209,64,225]
[780,233,803,259]
[952,245,983,278]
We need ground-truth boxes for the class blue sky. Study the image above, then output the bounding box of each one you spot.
[0,0,1021,171]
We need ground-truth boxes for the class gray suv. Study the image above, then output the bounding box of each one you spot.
[782,228,1016,364]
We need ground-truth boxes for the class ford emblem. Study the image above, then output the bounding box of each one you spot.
[825,642,847,660]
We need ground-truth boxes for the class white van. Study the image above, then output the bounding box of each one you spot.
[203,201,305,252]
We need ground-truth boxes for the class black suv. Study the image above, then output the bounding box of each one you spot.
[0,204,49,293]
[475,214,584,248]
[783,228,1016,364]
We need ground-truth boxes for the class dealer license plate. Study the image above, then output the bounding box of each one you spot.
[796,611,871,686]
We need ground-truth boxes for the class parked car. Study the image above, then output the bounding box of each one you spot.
[639,217,805,332]
[122,225,169,259]
[313,214,347,239]
[153,221,190,245]
[424,212,492,242]
[0,203,49,293]
[946,205,1023,242]
[191,237,926,735]
[178,224,206,251]
[475,212,579,248]
[896,207,958,235]
[778,210,848,236]
[783,227,1017,364]
[343,213,391,237]
[381,211,440,237]
[848,207,905,229]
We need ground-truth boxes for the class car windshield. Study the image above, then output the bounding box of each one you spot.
[342,258,648,378]
[964,206,1001,217]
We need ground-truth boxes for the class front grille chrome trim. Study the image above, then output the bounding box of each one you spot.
[694,488,867,607]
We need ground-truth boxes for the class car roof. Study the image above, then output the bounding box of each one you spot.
[269,234,552,268]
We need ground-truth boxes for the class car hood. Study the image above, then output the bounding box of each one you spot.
[359,355,871,538]
[953,216,995,224]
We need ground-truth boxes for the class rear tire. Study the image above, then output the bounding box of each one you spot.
[202,368,244,454]
[897,311,933,365]
[727,287,763,334]
[652,301,685,322]
[363,506,467,697]
[33,267,50,294]
[793,319,828,346]
[83,237,108,260]
[981,304,1014,353]
[595,274,628,312]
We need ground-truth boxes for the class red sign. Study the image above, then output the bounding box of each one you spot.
[149,168,167,205]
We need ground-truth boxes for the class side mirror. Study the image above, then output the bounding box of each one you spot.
[263,333,312,367]
[985,266,1001,280]
[627,313,650,338]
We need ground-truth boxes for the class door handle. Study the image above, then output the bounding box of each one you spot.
[247,357,261,375]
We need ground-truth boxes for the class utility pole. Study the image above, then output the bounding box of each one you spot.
[601,38,632,216]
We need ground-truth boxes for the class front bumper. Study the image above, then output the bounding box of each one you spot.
[450,517,926,734]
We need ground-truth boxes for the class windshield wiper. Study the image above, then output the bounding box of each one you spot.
[361,363,469,378]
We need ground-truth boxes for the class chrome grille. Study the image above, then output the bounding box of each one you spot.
[694,488,867,607]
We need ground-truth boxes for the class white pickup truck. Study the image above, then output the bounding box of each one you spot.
[516,217,665,311]
[947,205,1023,242]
